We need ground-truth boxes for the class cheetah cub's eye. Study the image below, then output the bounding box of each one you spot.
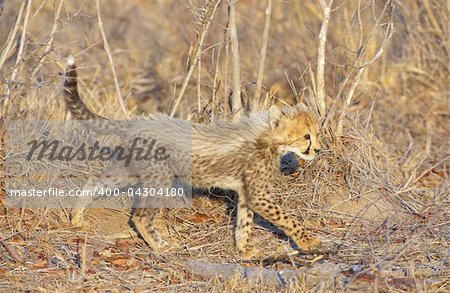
[304,134,311,140]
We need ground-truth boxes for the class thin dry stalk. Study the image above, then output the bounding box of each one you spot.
[223,19,230,115]
[95,0,129,118]
[29,0,47,28]
[211,47,222,121]
[228,0,243,120]
[210,17,232,120]
[315,0,334,117]
[30,0,64,79]
[2,0,32,118]
[170,0,220,117]
[253,0,273,109]
[81,235,87,275]
[197,53,202,114]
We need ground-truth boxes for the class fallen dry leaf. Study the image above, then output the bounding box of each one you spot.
[115,239,130,250]
[107,256,139,271]
[110,257,129,266]
[189,213,223,224]
[32,258,49,269]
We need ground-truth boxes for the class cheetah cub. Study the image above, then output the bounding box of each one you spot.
[63,56,322,256]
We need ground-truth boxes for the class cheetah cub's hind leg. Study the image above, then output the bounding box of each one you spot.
[70,176,139,227]
[131,208,170,252]
[130,170,178,252]
[70,177,97,227]
[235,189,259,258]
[70,208,87,228]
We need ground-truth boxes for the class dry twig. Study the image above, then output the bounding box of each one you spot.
[30,0,64,79]
[95,0,129,118]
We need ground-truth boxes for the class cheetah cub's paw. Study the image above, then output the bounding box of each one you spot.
[297,235,322,252]
[138,233,170,253]
[237,246,260,259]
[152,239,169,251]
[149,238,181,254]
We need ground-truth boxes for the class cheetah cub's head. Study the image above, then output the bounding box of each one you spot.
[268,103,321,161]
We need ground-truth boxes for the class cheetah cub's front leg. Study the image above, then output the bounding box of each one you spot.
[242,175,321,253]
[250,197,321,251]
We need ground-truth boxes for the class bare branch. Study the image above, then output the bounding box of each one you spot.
[0,0,26,72]
[2,0,32,118]
[336,1,394,136]
[31,0,64,79]
[170,0,220,117]
[315,0,334,117]
[95,0,129,118]
[253,0,273,109]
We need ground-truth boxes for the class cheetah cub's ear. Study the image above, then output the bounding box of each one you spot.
[268,105,283,129]
[281,102,309,117]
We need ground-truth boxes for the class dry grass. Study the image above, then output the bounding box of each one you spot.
[0,0,449,291]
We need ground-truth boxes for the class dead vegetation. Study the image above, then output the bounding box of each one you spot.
[0,0,449,291]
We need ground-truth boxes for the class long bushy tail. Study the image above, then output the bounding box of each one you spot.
[63,56,105,120]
